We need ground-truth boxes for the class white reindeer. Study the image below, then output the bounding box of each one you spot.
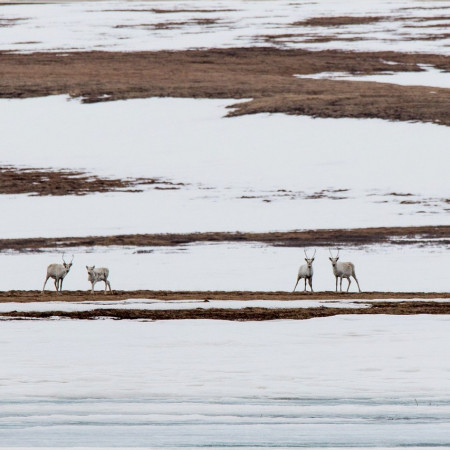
[293,249,316,292]
[86,266,112,294]
[328,249,361,293]
[42,254,74,293]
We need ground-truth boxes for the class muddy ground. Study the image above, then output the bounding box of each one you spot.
[1,48,449,125]
[1,226,448,252]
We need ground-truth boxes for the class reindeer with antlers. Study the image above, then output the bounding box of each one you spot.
[42,254,74,293]
[328,249,361,293]
[293,249,316,292]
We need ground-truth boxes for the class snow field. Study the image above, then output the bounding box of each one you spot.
[296,65,450,89]
[1,96,449,239]
[2,242,448,292]
[0,0,449,54]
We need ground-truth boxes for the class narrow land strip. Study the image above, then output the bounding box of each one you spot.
[1,290,449,302]
[1,226,449,252]
[1,301,449,320]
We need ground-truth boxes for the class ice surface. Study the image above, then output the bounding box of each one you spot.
[296,65,450,89]
[0,316,449,446]
[1,243,448,292]
[1,96,449,238]
[0,0,450,54]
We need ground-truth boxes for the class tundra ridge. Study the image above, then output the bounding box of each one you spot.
[1,290,449,303]
[1,48,450,125]
[1,226,449,252]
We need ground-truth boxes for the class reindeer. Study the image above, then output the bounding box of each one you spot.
[328,249,361,293]
[86,266,112,294]
[293,249,316,292]
[42,254,74,293]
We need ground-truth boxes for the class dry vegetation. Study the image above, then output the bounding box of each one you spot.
[0,295,449,321]
[115,18,219,30]
[0,226,448,253]
[2,290,449,303]
[1,48,449,125]
[0,166,184,196]
[291,16,388,27]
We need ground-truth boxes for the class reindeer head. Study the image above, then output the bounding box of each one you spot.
[86,265,96,277]
[328,249,339,266]
[62,254,74,272]
[304,249,316,268]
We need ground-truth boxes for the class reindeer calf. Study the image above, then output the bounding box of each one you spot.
[86,266,112,294]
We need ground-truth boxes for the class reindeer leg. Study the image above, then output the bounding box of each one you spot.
[91,281,95,294]
[335,276,338,293]
[293,276,300,292]
[308,277,314,293]
[104,280,108,294]
[54,278,59,292]
[59,278,64,292]
[107,280,112,293]
[347,277,351,292]
[42,276,50,293]
[304,278,307,292]
[339,277,343,293]
[353,274,361,293]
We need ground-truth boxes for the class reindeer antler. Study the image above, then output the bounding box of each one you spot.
[70,254,74,264]
[304,249,309,258]
[312,249,316,258]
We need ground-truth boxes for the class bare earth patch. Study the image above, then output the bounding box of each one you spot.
[0,166,184,196]
[0,48,449,125]
[2,290,448,302]
[0,292,449,321]
[0,226,448,252]
[104,8,235,14]
[291,16,388,27]
[115,18,219,30]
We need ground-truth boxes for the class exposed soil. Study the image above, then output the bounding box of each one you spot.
[1,290,448,303]
[1,48,449,125]
[291,16,387,27]
[105,8,236,14]
[115,18,219,30]
[0,294,449,321]
[0,166,184,196]
[406,16,450,22]
[398,6,450,11]
[0,18,26,27]
[1,226,448,253]
[408,33,450,41]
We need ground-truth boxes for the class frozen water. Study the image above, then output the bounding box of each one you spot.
[0,316,449,447]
